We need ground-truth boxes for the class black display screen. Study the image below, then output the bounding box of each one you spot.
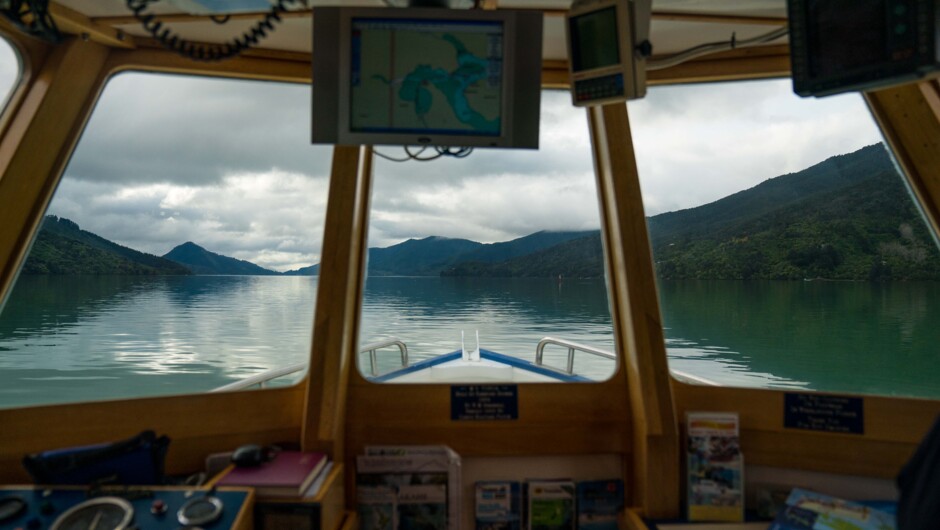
[570,6,621,73]
[808,0,888,78]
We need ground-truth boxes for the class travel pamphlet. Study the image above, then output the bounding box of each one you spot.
[769,488,896,530]
[525,480,575,530]
[476,481,521,530]
[686,412,744,522]
[576,479,624,530]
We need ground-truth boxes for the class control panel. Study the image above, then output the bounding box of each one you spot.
[0,487,251,530]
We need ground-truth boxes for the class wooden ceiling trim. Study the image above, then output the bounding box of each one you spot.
[91,9,312,27]
[649,10,787,26]
[50,2,136,49]
[91,7,785,28]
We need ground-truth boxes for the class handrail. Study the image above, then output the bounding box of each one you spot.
[211,338,410,392]
[669,369,719,386]
[535,337,616,374]
[360,338,409,376]
[209,362,307,393]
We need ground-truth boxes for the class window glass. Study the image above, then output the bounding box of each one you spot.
[357,90,616,383]
[0,72,331,408]
[0,36,21,116]
[631,79,940,398]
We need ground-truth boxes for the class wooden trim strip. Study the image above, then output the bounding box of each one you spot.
[50,2,136,49]
[0,385,303,482]
[0,28,51,153]
[865,82,940,242]
[588,103,679,517]
[301,145,373,460]
[92,9,314,27]
[93,8,786,27]
[0,37,109,307]
[650,10,787,27]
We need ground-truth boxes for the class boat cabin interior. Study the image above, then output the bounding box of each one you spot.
[1,0,940,528]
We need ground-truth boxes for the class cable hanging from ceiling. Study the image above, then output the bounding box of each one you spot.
[0,0,61,43]
[125,0,303,61]
[646,26,789,71]
[374,145,475,162]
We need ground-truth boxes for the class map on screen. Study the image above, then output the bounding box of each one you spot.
[350,18,503,136]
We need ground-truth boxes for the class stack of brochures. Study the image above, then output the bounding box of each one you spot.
[474,478,623,530]
[356,445,461,530]
[769,488,897,530]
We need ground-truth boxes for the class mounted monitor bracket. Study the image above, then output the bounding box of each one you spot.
[565,0,652,107]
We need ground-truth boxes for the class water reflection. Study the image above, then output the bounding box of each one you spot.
[358,277,616,379]
[0,276,316,408]
[659,280,940,396]
[1,275,938,408]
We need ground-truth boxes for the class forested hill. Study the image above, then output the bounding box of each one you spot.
[163,242,278,275]
[21,217,191,275]
[445,144,940,280]
[365,231,595,276]
[650,144,940,280]
[441,234,603,278]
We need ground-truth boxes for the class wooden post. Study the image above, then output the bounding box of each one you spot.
[865,81,940,243]
[587,103,680,518]
[0,37,109,306]
[301,145,374,462]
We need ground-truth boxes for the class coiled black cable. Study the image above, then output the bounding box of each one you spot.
[125,0,302,62]
[0,0,61,43]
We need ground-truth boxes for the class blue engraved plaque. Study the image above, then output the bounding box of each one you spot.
[451,385,518,421]
[784,393,864,434]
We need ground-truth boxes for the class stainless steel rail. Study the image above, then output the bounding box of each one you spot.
[535,336,720,385]
[211,338,410,392]
[535,337,616,374]
[360,338,409,376]
[209,362,306,393]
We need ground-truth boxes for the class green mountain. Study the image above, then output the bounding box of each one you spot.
[358,231,598,276]
[650,144,940,280]
[21,216,191,275]
[163,242,279,275]
[441,234,604,278]
[283,264,319,276]
[367,236,483,276]
[443,144,940,281]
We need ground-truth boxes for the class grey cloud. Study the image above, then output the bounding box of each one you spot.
[21,60,888,272]
[65,72,333,185]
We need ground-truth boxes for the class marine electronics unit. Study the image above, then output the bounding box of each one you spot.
[788,0,940,97]
[565,0,651,106]
[311,7,543,149]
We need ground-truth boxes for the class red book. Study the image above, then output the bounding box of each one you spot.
[217,451,329,497]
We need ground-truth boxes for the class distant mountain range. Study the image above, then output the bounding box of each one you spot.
[163,242,278,275]
[20,144,940,280]
[22,217,190,275]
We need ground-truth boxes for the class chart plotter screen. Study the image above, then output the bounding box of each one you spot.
[350,18,504,137]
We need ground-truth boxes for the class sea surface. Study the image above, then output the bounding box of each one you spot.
[0,275,938,408]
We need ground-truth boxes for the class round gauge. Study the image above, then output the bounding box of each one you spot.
[0,496,26,522]
[50,496,133,530]
[177,495,223,526]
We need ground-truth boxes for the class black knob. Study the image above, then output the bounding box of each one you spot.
[636,40,653,58]
[39,500,54,515]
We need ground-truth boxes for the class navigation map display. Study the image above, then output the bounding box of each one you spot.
[350,18,504,137]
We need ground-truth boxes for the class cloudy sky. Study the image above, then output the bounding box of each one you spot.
[0,38,884,272]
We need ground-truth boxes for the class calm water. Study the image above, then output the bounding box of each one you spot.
[0,276,938,408]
